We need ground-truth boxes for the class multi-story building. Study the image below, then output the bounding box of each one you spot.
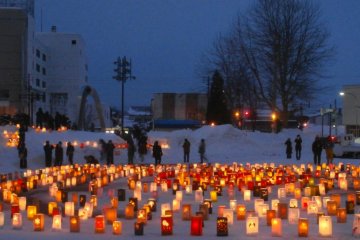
[341,84,360,137]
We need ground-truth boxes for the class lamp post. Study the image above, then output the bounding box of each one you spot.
[113,56,135,135]
[340,91,359,137]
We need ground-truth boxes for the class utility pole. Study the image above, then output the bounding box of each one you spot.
[113,56,135,135]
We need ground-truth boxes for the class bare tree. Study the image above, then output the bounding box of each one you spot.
[203,0,333,127]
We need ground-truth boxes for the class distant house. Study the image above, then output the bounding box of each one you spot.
[128,106,152,123]
[151,93,207,130]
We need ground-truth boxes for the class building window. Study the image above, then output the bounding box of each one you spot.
[36,49,40,57]
[42,81,46,88]
[71,40,77,45]
[36,64,40,72]
[36,79,40,87]
[42,67,46,75]
[42,54,46,61]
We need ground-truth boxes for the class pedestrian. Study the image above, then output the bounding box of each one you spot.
[284,138,292,159]
[152,141,163,165]
[138,135,148,162]
[43,140,54,167]
[106,140,115,165]
[35,107,44,128]
[325,136,334,165]
[198,139,207,163]
[312,136,323,165]
[55,141,64,166]
[98,139,107,162]
[182,138,191,163]
[66,142,75,165]
[19,142,27,169]
[127,138,136,165]
[294,135,302,160]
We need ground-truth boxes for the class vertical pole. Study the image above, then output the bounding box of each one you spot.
[121,78,125,135]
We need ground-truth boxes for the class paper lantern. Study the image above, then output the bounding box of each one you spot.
[210,190,217,202]
[246,216,259,236]
[322,196,330,208]
[244,190,251,201]
[288,208,299,224]
[186,185,192,195]
[143,183,148,193]
[277,203,288,219]
[117,189,126,201]
[354,179,360,190]
[271,218,282,237]
[203,199,213,214]
[65,202,75,216]
[236,204,246,220]
[134,222,144,235]
[191,216,203,236]
[254,199,264,214]
[161,203,171,216]
[182,204,192,220]
[173,199,180,212]
[19,197,26,211]
[195,189,203,203]
[346,200,355,214]
[125,204,135,219]
[48,202,57,216]
[307,201,318,214]
[304,187,311,197]
[278,188,286,198]
[229,199,237,211]
[161,182,168,192]
[90,195,98,208]
[301,197,310,210]
[217,217,228,236]
[316,212,325,224]
[271,199,279,210]
[147,198,157,212]
[105,207,117,224]
[134,187,142,201]
[94,215,105,233]
[223,208,233,225]
[294,188,302,199]
[110,196,119,208]
[27,205,37,220]
[70,216,80,232]
[319,183,326,195]
[266,209,276,226]
[199,204,209,220]
[319,215,332,237]
[12,212,22,229]
[129,197,138,211]
[84,202,94,218]
[137,208,147,224]
[112,220,122,235]
[289,199,298,208]
[218,205,226,217]
[298,218,309,237]
[0,212,4,228]
[330,194,341,208]
[11,204,19,218]
[337,208,347,223]
[176,191,183,201]
[161,215,173,235]
[327,200,337,216]
[52,214,62,230]
[78,208,88,220]
[312,196,322,209]
[33,214,45,231]
[353,214,360,237]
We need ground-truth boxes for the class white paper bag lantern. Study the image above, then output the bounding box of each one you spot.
[319,215,332,237]
[161,203,171,216]
[134,187,142,201]
[52,214,62,230]
[150,182,157,192]
[161,182,168,192]
[258,204,269,218]
[312,196,322,209]
[271,218,282,237]
[307,201,318,214]
[322,197,330,208]
[246,216,259,235]
[244,190,251,201]
[12,212,22,229]
[271,199,280,211]
[254,199,264,214]
[289,199,298,208]
[278,188,286,198]
[229,200,237,211]
[65,202,75,216]
[176,191,183,201]
[223,208,234,225]
[172,199,180,212]
[288,208,299,224]
[195,189,203,203]
[318,183,326,195]
[19,197,27,211]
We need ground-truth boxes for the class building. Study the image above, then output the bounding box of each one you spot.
[340,84,360,137]
[0,3,110,129]
[151,93,207,129]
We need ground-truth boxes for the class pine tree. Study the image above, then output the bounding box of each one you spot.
[206,70,230,124]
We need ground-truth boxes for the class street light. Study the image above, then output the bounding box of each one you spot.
[339,91,359,137]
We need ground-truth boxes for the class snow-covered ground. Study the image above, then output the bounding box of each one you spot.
[0,124,358,239]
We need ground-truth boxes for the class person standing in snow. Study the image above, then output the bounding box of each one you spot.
[106,140,115,165]
[294,135,302,160]
[198,139,207,163]
[284,138,292,159]
[182,138,191,163]
[312,136,323,165]
[54,141,63,166]
[19,142,27,169]
[43,140,54,167]
[66,142,75,165]
[152,141,163,165]
[127,137,136,165]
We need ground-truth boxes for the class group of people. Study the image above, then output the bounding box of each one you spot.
[284,134,334,165]
[35,108,71,130]
[98,139,115,165]
[43,141,75,167]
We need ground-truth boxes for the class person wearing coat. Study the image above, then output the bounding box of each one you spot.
[312,136,323,165]
[127,138,136,165]
[55,141,63,166]
[294,135,302,160]
[182,138,191,163]
[106,140,115,165]
[152,141,163,165]
[198,139,207,163]
[66,142,75,165]
[19,143,27,169]
[43,140,54,167]
[284,138,292,159]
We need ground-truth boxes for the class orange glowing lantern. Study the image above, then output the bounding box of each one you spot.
[33,214,44,231]
[266,209,276,226]
[327,200,337,216]
[70,216,80,232]
[182,204,192,220]
[113,220,122,235]
[27,205,37,220]
[161,215,173,235]
[217,217,228,236]
[277,203,288,219]
[52,214,62,230]
[236,204,246,220]
[105,207,117,224]
[271,218,282,237]
[12,212,22,229]
[337,208,347,223]
[125,204,135,219]
[298,218,308,237]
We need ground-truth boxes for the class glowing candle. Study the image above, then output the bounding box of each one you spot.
[271,218,282,237]
[319,215,332,237]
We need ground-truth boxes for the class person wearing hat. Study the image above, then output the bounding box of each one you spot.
[55,141,63,166]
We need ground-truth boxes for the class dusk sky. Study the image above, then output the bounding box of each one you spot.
[34,0,360,110]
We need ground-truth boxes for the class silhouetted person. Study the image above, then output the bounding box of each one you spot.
[66,142,75,165]
[19,143,27,169]
[106,140,115,165]
[294,135,302,160]
[312,136,323,165]
[55,141,64,166]
[182,138,191,163]
[127,138,136,165]
[285,138,292,159]
[35,108,44,128]
[198,139,207,163]
[152,141,163,165]
[43,140,54,167]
